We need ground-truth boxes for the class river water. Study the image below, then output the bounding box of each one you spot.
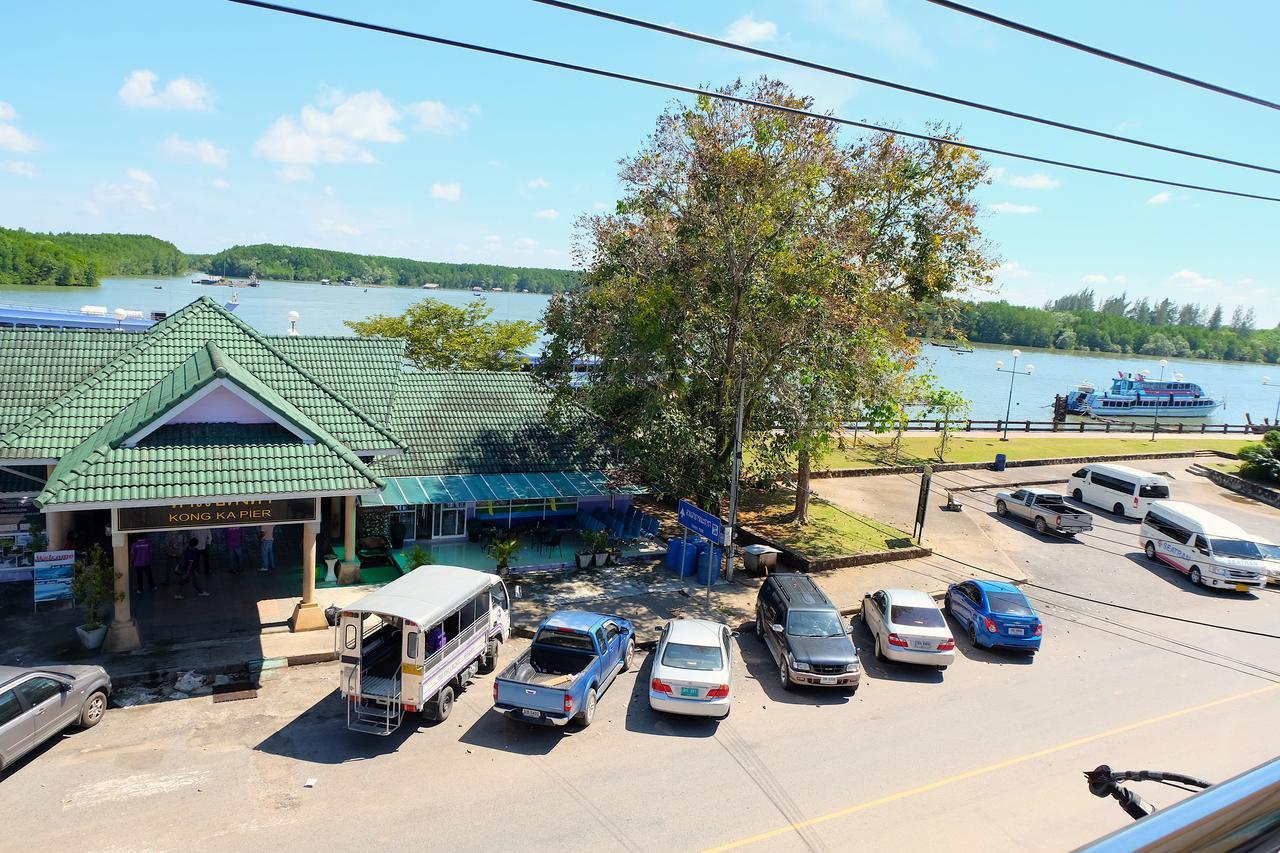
[3,276,1278,424]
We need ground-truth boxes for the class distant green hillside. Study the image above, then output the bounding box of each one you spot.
[0,228,185,287]
[193,243,581,293]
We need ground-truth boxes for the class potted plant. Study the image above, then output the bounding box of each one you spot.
[575,530,594,569]
[587,529,611,568]
[485,537,521,575]
[403,545,434,571]
[71,544,120,650]
[389,517,407,549]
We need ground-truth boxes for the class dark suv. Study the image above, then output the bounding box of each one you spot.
[754,573,860,692]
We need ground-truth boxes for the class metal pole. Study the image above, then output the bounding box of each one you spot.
[1001,353,1018,441]
[724,373,746,589]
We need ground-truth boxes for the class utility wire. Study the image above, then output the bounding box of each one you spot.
[224,0,1280,204]
[533,0,1280,177]
[924,0,1280,112]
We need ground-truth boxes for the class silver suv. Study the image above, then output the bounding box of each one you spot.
[0,665,111,772]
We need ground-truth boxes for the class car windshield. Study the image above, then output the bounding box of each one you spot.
[890,605,945,628]
[787,610,846,637]
[661,641,723,671]
[1258,543,1280,559]
[1139,484,1170,498]
[986,592,1034,616]
[1210,538,1264,559]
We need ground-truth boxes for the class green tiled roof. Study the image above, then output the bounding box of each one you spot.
[0,297,405,461]
[374,370,609,477]
[268,335,406,424]
[0,329,134,435]
[34,342,383,508]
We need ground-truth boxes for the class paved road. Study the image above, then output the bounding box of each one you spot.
[3,463,1278,852]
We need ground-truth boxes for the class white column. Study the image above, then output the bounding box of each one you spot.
[289,518,327,632]
[103,511,141,652]
[338,495,361,584]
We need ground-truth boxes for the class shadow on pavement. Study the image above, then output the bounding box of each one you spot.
[849,618,945,684]
[623,654,721,738]
[942,612,1036,666]
[1123,554,1259,600]
[738,629,854,705]
[254,690,417,764]
[989,512,1081,545]
[458,706,568,756]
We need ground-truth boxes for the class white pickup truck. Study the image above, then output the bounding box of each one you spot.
[995,488,1093,537]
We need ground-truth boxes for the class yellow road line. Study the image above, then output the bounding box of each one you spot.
[704,681,1280,852]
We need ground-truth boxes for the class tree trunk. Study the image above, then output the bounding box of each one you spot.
[794,444,812,525]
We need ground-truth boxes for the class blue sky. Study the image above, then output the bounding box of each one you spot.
[2,0,1278,323]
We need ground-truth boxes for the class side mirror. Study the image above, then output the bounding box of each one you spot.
[845,625,855,635]
[59,681,71,693]
[770,624,784,634]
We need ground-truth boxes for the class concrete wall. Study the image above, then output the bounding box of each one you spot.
[1202,468,1280,510]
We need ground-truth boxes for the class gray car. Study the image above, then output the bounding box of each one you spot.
[0,665,111,772]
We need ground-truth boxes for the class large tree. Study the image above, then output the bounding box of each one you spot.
[541,78,992,520]
[346,297,538,369]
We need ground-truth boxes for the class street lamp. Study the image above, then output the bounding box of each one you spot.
[287,310,300,336]
[995,349,1035,441]
[1151,359,1169,441]
[1265,377,1280,425]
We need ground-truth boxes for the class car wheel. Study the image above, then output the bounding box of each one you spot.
[995,500,1008,517]
[621,638,636,672]
[1145,541,1158,562]
[1113,503,1125,517]
[578,687,597,727]
[1190,567,1202,587]
[755,611,764,640]
[429,685,455,724]
[720,705,732,720]
[1072,488,1083,501]
[875,637,886,662]
[968,622,979,648]
[80,690,108,728]
[779,661,793,692]
[478,638,500,674]
[1034,517,1048,534]
[844,684,858,696]
[944,593,953,616]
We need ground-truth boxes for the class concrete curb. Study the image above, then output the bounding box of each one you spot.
[736,526,930,573]
[809,448,1235,480]
[1198,467,1280,510]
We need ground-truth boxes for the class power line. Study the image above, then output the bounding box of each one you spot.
[224,0,1280,204]
[532,0,1280,177]
[924,0,1280,112]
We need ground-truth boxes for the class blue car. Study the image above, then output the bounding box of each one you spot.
[945,580,1042,653]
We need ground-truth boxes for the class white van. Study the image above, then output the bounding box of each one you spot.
[339,564,511,734]
[1139,501,1266,590]
[1067,463,1171,518]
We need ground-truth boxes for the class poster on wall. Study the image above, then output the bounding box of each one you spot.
[33,549,76,612]
[0,523,38,583]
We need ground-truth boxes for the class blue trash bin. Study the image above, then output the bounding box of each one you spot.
[695,542,722,585]
[994,452,1007,472]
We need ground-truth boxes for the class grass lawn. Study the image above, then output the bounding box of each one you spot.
[810,434,1258,471]
[736,489,915,557]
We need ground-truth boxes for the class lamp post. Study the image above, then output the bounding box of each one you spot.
[1265,377,1280,425]
[287,310,300,336]
[1150,358,1168,441]
[995,350,1035,441]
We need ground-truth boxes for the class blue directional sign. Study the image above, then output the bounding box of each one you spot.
[677,499,723,544]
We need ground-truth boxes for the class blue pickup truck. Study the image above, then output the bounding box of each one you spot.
[494,610,636,727]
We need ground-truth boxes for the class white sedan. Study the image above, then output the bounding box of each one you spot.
[861,588,956,669]
[648,618,733,718]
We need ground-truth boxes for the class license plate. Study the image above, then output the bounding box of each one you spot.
[1008,627,1025,636]
[819,676,837,685]
[521,708,541,719]
[910,641,932,649]
[680,687,699,697]
[1236,584,1249,592]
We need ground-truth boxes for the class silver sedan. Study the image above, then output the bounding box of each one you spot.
[648,619,733,718]
[1,665,112,772]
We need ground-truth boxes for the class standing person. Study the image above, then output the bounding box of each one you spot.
[224,526,244,574]
[131,535,156,594]
[193,527,212,575]
[173,537,209,600]
[259,524,275,572]
[164,530,186,579]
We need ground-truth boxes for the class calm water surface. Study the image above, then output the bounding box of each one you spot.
[2,277,1277,423]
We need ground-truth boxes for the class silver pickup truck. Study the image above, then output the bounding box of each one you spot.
[995,488,1093,536]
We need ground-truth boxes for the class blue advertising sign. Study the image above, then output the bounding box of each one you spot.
[677,499,724,544]
[34,549,76,610]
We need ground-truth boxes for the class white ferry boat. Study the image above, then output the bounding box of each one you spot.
[1065,372,1222,418]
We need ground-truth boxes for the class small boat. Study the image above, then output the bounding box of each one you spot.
[952,346,974,354]
[153,286,162,290]
[248,273,260,288]
[1065,372,1222,418]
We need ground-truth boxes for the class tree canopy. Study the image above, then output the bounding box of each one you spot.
[540,78,992,521]
[0,228,185,287]
[345,297,539,370]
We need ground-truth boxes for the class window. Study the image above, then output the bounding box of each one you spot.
[0,689,20,726]
[1010,490,1027,502]
[594,627,607,651]
[604,622,620,644]
[1072,469,1088,479]
[406,631,419,661]
[1145,512,1190,543]
[1091,472,1136,494]
[889,605,946,628]
[987,593,1034,616]
[1138,483,1170,499]
[661,642,723,671]
[1210,538,1263,559]
[16,677,61,707]
[1194,535,1210,553]
[786,610,845,638]
[493,582,510,610]
[965,584,983,605]
[344,624,358,651]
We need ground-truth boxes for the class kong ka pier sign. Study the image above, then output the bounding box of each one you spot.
[117,498,318,532]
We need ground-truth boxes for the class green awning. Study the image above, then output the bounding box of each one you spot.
[360,471,641,507]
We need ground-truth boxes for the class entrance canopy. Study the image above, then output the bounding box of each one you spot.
[360,471,640,507]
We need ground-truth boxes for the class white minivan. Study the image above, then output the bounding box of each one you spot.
[1139,501,1267,590]
[1067,463,1171,518]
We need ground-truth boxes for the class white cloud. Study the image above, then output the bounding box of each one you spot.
[534,208,559,219]
[809,0,928,61]
[1,160,37,177]
[210,178,230,190]
[0,101,37,153]
[484,234,502,244]
[1007,173,1059,190]
[323,185,334,196]
[990,202,1038,214]
[305,90,404,143]
[256,116,375,165]
[1080,274,1129,285]
[276,165,314,182]
[405,100,469,135]
[161,134,228,168]
[431,182,462,201]
[527,176,551,189]
[1147,191,1173,205]
[592,201,608,210]
[315,219,361,237]
[96,169,158,211]
[993,261,1029,279]
[118,70,211,111]
[1164,269,1220,290]
[725,13,778,44]
[126,168,155,185]
[514,237,539,249]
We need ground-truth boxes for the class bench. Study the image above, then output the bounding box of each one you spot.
[356,536,393,568]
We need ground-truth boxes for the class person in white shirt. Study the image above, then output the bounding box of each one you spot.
[193,527,212,575]
[259,524,275,572]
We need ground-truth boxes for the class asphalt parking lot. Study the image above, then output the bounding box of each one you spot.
[2,459,1278,852]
